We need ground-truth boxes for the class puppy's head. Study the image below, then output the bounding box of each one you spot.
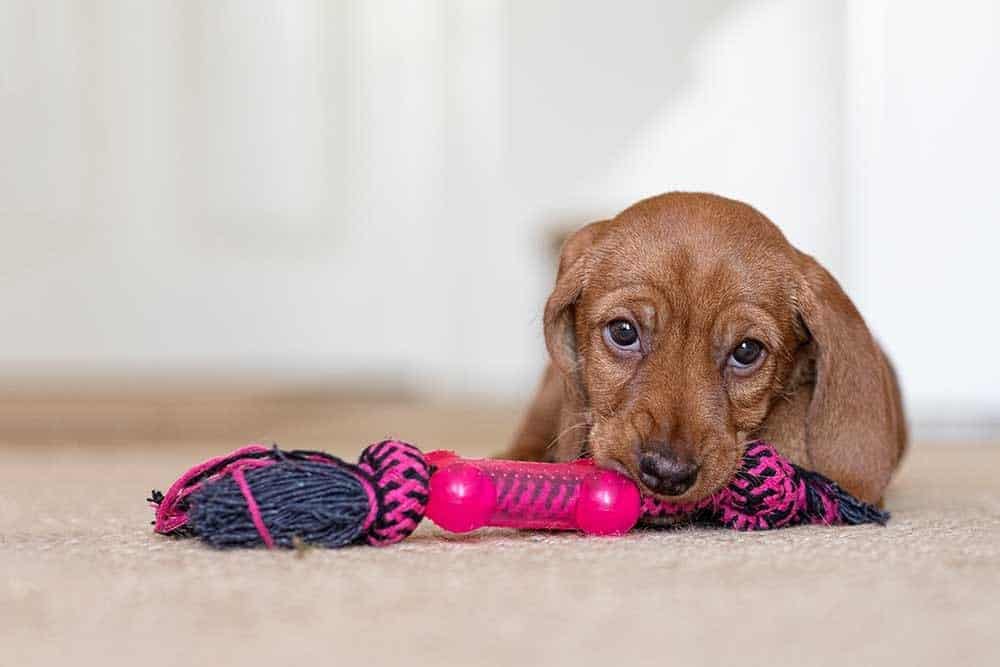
[545,192,812,502]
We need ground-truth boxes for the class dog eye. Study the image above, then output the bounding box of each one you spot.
[729,339,765,368]
[604,319,640,351]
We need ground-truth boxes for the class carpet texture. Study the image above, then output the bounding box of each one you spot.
[2,398,998,667]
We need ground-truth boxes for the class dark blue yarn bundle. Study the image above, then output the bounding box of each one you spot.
[798,468,891,526]
[188,460,371,548]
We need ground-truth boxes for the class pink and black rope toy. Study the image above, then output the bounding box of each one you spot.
[149,440,888,549]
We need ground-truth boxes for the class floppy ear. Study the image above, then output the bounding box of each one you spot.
[543,220,610,388]
[795,254,906,503]
[503,221,611,463]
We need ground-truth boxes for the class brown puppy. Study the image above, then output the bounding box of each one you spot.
[506,192,906,505]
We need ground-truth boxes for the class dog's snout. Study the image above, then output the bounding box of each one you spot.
[638,447,699,496]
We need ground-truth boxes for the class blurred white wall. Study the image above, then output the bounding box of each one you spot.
[844,0,1000,437]
[0,1,997,436]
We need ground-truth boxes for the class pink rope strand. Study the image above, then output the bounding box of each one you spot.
[231,466,275,549]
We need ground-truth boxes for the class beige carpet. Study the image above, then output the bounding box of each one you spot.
[2,396,998,667]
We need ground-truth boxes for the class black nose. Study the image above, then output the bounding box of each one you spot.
[639,449,699,496]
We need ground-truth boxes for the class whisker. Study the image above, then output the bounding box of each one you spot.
[545,420,590,453]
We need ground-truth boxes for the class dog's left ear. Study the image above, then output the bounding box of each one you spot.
[793,253,906,502]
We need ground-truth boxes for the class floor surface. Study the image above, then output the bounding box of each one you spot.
[2,397,998,666]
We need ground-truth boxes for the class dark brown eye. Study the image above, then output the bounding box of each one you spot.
[604,319,640,351]
[729,339,765,368]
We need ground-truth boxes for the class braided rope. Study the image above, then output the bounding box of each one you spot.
[640,442,887,530]
[357,440,431,546]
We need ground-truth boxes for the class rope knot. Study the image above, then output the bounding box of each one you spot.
[355,440,431,546]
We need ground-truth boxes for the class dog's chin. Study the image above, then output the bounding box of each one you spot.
[638,478,715,505]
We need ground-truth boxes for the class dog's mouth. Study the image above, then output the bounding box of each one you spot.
[686,442,745,502]
[599,456,631,477]
[595,444,743,504]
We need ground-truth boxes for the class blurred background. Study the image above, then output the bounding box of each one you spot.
[1,0,998,444]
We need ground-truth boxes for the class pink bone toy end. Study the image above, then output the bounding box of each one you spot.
[425,462,497,533]
[575,469,642,535]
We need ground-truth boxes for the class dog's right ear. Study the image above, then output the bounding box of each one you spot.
[543,220,611,386]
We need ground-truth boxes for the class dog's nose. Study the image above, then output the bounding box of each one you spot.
[638,448,699,496]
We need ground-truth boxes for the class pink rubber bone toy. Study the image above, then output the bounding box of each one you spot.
[425,450,641,536]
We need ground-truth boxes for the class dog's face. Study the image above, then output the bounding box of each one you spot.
[545,193,812,502]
